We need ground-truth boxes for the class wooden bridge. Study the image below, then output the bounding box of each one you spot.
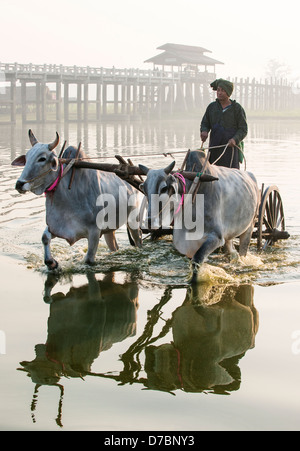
[0,62,299,124]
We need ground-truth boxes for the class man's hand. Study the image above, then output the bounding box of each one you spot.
[228,138,236,147]
[200,131,208,143]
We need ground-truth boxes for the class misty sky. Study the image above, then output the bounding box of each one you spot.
[1,0,300,82]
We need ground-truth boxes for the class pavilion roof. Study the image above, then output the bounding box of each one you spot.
[144,43,223,66]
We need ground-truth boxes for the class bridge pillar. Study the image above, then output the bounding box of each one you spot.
[77,83,82,122]
[56,82,62,122]
[102,83,107,116]
[114,84,118,114]
[84,82,89,122]
[175,81,187,112]
[96,83,101,121]
[121,84,126,114]
[64,82,69,122]
[10,78,16,124]
[21,81,27,123]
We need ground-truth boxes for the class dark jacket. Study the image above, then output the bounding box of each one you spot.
[200,99,247,168]
[201,99,247,145]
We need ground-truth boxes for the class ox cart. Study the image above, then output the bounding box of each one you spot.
[137,181,290,251]
[252,183,290,250]
[60,150,290,251]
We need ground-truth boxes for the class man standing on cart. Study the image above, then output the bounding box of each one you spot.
[200,79,248,168]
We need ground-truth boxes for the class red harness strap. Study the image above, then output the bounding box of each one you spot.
[45,165,63,193]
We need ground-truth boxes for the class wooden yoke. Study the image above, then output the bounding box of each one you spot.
[59,156,218,192]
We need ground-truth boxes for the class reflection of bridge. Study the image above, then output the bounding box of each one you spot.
[1,62,299,124]
[0,62,215,124]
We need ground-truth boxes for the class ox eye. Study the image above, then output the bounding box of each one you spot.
[160,185,168,194]
[38,157,47,163]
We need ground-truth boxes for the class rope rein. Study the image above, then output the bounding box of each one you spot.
[56,143,245,163]
[21,140,245,202]
[22,166,54,184]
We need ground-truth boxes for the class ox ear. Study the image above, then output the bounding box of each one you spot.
[28,129,38,147]
[50,153,59,171]
[167,175,179,194]
[139,164,149,175]
[164,161,175,174]
[139,182,145,193]
[11,155,26,167]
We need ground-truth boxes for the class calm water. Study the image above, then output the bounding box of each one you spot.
[0,118,300,431]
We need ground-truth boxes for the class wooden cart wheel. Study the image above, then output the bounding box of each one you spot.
[256,185,289,250]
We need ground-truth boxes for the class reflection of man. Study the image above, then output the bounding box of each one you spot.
[145,284,259,394]
[200,78,248,169]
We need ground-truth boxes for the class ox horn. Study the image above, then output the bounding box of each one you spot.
[28,129,38,147]
[48,132,60,151]
[164,161,176,174]
[139,164,150,175]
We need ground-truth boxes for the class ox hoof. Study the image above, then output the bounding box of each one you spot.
[189,262,200,284]
[189,272,198,284]
[45,259,59,271]
[84,259,96,266]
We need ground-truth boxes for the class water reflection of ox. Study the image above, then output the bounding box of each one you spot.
[18,271,139,426]
[144,284,258,394]
[18,273,258,426]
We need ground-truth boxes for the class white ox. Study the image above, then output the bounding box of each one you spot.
[139,150,259,283]
[12,130,142,269]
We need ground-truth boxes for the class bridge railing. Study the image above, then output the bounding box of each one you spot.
[0,62,214,82]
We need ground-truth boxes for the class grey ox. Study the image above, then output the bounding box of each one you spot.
[139,150,259,283]
[12,130,142,269]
